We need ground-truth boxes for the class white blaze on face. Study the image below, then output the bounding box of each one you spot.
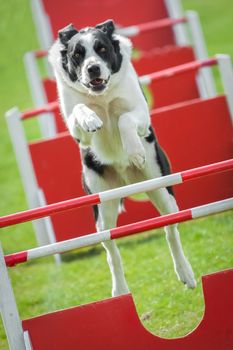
[81,32,110,85]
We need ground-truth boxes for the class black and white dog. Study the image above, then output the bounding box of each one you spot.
[49,20,196,296]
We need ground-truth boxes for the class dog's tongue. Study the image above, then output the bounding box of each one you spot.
[91,78,103,86]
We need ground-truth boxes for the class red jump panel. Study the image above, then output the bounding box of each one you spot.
[152,96,233,209]
[134,46,198,109]
[22,268,233,350]
[42,0,175,51]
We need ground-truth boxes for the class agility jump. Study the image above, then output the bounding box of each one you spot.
[0,160,232,349]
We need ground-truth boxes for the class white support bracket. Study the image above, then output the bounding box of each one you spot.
[24,331,33,350]
[30,0,53,50]
[0,244,26,350]
[165,0,189,46]
[217,54,233,124]
[30,0,54,77]
[187,11,216,98]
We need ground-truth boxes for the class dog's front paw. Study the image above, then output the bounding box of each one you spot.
[129,153,146,170]
[129,146,146,170]
[175,259,197,289]
[73,104,103,132]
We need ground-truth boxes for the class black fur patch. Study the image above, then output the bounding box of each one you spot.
[83,149,106,176]
[91,29,122,74]
[155,142,174,196]
[145,126,155,143]
[82,175,99,222]
[145,126,174,196]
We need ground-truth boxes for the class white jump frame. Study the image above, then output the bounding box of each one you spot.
[165,0,189,45]
[24,51,57,138]
[5,108,58,261]
[0,158,232,348]
[31,0,53,50]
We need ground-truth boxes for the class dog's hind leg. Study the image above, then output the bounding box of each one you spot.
[146,188,196,289]
[96,199,130,297]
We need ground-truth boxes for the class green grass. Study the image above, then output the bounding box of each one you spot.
[0,0,233,349]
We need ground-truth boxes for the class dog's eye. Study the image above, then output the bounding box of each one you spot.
[99,47,106,53]
[74,52,80,58]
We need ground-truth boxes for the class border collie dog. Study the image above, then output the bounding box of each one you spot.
[49,20,196,296]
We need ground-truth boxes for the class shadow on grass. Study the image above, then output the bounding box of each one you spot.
[62,246,102,263]
[118,230,164,249]
[62,230,165,263]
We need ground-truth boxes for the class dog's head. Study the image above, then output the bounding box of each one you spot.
[55,20,130,95]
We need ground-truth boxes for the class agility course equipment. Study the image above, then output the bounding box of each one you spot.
[0,158,232,229]
[2,197,233,266]
[0,160,233,349]
[6,56,233,249]
[0,165,232,349]
[24,12,214,137]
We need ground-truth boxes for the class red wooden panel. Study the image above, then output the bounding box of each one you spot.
[29,133,95,240]
[22,268,233,350]
[42,0,175,51]
[152,96,233,209]
[133,46,199,109]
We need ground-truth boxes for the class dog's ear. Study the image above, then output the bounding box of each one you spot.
[95,20,115,37]
[58,24,78,46]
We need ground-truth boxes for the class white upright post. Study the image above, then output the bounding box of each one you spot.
[24,52,57,138]
[5,108,49,246]
[0,244,26,350]
[30,0,54,78]
[37,189,61,264]
[30,0,53,50]
[165,0,189,45]
[187,11,216,98]
[217,54,233,124]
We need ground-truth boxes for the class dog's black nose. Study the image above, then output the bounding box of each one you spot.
[87,64,100,77]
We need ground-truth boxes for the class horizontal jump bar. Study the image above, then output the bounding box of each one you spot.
[5,197,233,267]
[139,57,217,85]
[117,17,187,37]
[22,101,59,120]
[0,159,232,229]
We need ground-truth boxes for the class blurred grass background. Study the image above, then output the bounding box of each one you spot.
[0,0,232,348]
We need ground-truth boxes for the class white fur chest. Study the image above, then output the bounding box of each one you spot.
[87,98,130,166]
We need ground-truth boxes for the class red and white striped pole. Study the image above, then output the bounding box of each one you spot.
[117,17,187,37]
[139,57,217,85]
[4,197,233,267]
[0,159,232,229]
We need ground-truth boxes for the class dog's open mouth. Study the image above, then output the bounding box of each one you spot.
[90,78,105,86]
[88,77,109,92]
